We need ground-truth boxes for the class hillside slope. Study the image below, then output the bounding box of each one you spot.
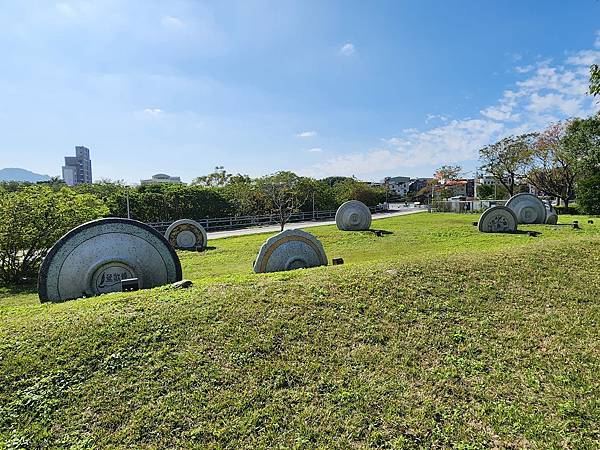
[0,168,51,183]
[1,215,599,448]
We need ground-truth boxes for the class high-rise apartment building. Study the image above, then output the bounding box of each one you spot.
[62,146,93,186]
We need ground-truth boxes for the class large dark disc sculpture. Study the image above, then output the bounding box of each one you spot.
[165,219,207,250]
[478,206,518,233]
[253,229,328,273]
[505,193,547,224]
[38,218,182,303]
[335,200,372,231]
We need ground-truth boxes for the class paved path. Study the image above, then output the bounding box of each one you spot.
[207,208,427,239]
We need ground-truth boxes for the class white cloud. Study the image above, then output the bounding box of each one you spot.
[307,147,323,153]
[515,64,534,74]
[296,130,317,138]
[312,36,600,178]
[339,43,355,56]
[162,15,185,29]
[566,49,600,67]
[142,108,163,116]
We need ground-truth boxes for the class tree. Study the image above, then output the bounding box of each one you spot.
[434,165,462,182]
[475,183,509,200]
[590,64,600,98]
[332,179,386,206]
[0,186,108,284]
[562,114,600,214]
[479,134,535,196]
[258,172,311,231]
[192,167,250,187]
[527,123,577,207]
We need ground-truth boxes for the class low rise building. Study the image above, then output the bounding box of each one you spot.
[384,176,411,196]
[140,173,183,185]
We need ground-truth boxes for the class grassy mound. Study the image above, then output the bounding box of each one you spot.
[1,213,599,448]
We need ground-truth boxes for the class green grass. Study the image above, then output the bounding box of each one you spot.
[1,213,599,448]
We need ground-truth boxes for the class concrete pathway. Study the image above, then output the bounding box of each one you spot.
[207,208,427,239]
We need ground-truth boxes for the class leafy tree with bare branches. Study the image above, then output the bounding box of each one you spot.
[434,165,462,182]
[527,123,577,207]
[258,172,311,231]
[590,64,600,98]
[478,134,535,196]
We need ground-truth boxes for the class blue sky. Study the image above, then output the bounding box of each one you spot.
[0,0,599,184]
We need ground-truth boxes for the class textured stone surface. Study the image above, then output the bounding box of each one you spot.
[253,229,328,273]
[546,212,558,225]
[38,218,182,303]
[335,200,372,231]
[171,279,193,289]
[506,193,547,224]
[165,219,207,250]
[478,206,518,233]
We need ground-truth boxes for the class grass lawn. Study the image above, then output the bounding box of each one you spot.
[1,213,599,448]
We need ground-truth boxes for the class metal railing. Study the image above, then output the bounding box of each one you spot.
[431,199,507,213]
[147,205,385,234]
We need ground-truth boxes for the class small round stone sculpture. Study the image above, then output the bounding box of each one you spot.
[478,206,518,233]
[505,193,547,224]
[38,218,182,303]
[335,200,372,231]
[165,219,207,250]
[253,229,328,273]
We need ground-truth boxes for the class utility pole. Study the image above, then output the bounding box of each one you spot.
[126,187,131,219]
[312,191,315,220]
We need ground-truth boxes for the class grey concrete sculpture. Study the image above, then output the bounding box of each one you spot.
[335,200,372,231]
[165,219,207,250]
[38,218,182,303]
[546,211,558,225]
[253,229,328,273]
[505,193,547,224]
[478,206,518,233]
[542,200,559,225]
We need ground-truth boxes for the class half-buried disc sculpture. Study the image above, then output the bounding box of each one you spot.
[505,193,547,224]
[165,219,207,250]
[38,218,182,303]
[478,206,518,233]
[542,201,559,225]
[253,229,328,273]
[336,200,372,231]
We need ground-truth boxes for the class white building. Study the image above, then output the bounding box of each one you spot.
[384,176,411,196]
[140,173,183,185]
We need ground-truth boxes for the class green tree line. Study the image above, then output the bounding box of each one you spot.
[0,173,385,284]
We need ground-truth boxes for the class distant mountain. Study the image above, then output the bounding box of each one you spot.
[0,168,52,182]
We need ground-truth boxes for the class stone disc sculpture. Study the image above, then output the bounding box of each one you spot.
[478,206,518,233]
[505,193,547,224]
[253,229,328,273]
[165,219,207,250]
[542,201,559,225]
[335,200,372,231]
[546,211,558,225]
[39,218,182,303]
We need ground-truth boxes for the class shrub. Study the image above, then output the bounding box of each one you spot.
[333,179,386,206]
[554,205,581,215]
[576,174,600,215]
[0,186,108,284]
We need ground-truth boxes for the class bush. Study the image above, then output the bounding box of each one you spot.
[333,179,386,206]
[0,186,108,284]
[576,174,600,215]
[554,205,581,215]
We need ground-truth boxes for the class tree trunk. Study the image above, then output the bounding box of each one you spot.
[563,197,569,208]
